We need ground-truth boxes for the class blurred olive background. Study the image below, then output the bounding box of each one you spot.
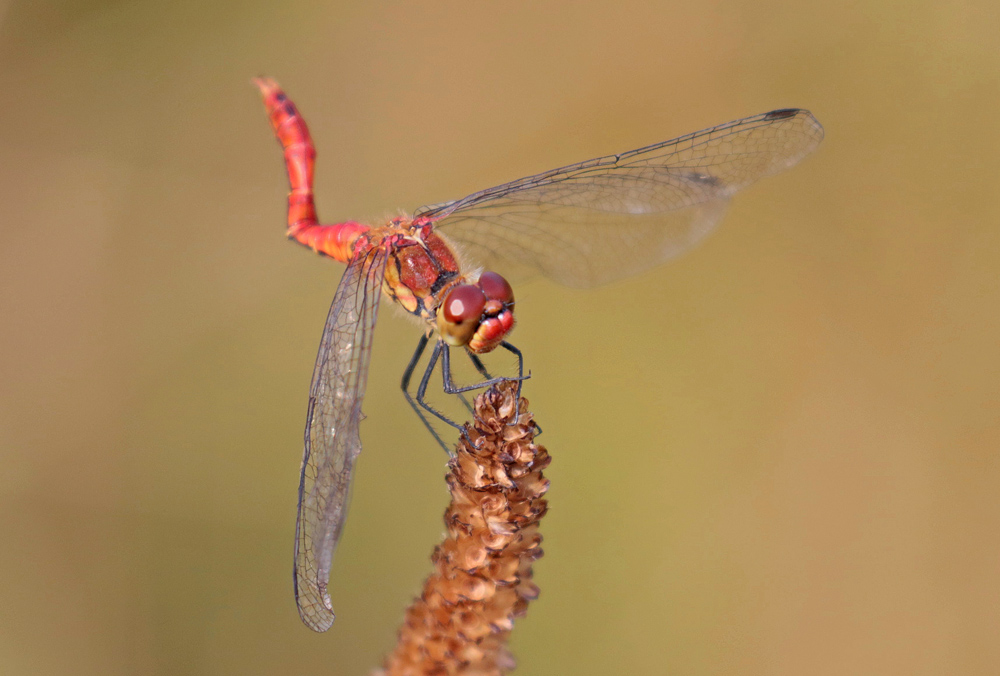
[1,0,998,674]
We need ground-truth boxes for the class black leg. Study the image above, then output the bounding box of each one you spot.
[498,341,524,425]
[455,350,492,415]
[440,341,532,440]
[499,341,524,383]
[440,345,522,395]
[414,341,477,449]
[497,341,541,436]
[457,391,476,417]
[400,333,428,392]
[401,333,451,453]
[404,337,537,452]
[467,351,492,379]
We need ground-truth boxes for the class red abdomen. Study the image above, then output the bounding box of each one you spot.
[255,77,370,264]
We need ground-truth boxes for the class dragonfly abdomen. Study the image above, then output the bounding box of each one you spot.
[289,220,370,263]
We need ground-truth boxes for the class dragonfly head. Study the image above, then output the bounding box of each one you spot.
[436,271,515,354]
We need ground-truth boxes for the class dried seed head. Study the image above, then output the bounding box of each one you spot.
[380,381,548,676]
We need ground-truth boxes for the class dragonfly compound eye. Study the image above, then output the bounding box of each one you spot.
[437,284,487,346]
[478,271,514,307]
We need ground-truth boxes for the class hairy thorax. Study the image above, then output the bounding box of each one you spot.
[373,222,466,323]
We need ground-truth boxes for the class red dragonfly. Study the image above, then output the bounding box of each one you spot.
[255,77,823,631]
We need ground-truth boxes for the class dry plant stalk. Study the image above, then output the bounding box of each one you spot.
[379,381,550,676]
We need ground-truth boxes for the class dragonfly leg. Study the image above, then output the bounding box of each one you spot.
[409,339,535,451]
[467,351,492,379]
[453,351,492,415]
[413,341,481,451]
[495,341,541,435]
[442,342,537,437]
[401,333,452,454]
[440,342,539,434]
[440,344,528,395]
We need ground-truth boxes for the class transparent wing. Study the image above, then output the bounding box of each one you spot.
[416,109,823,288]
[293,246,387,632]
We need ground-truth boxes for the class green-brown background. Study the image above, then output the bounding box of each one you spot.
[1,1,997,674]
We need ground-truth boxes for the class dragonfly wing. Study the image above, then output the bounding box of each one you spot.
[294,246,387,632]
[419,109,823,288]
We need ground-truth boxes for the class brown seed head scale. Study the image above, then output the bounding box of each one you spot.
[378,381,550,676]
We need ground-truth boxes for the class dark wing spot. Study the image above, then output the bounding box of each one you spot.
[284,102,297,116]
[275,93,287,102]
[763,108,800,120]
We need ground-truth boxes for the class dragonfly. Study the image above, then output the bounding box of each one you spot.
[254,77,823,631]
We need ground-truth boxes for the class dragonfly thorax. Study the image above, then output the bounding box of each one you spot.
[380,229,461,321]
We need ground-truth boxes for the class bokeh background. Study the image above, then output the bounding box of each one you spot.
[1,0,998,674]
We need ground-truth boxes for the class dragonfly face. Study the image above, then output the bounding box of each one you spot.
[436,269,516,353]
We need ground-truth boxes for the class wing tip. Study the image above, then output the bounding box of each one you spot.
[293,568,337,632]
[765,108,824,141]
[302,610,336,633]
[298,598,337,632]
